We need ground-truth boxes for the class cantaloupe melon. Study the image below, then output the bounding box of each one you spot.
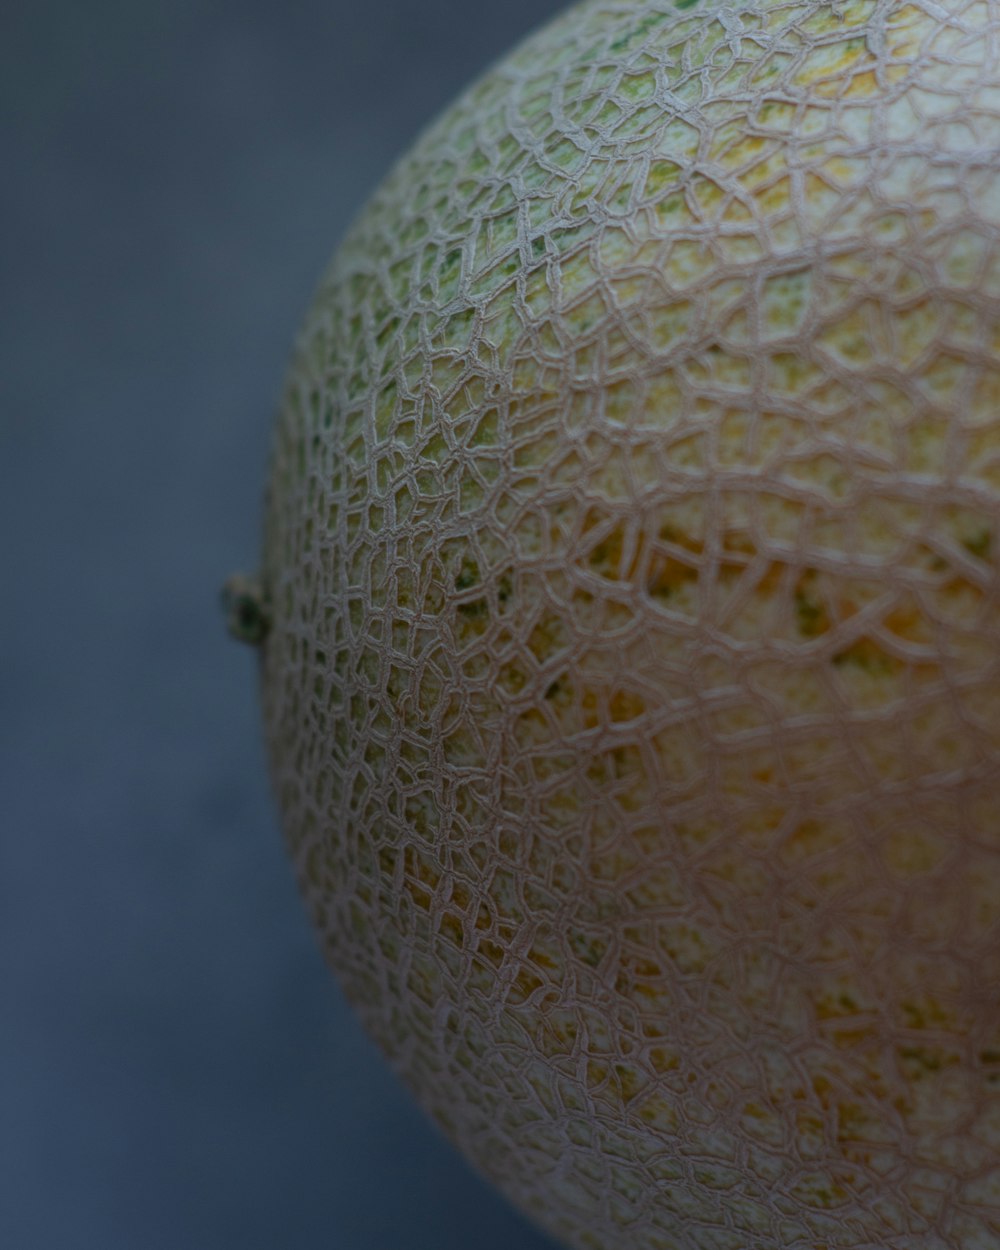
[233,1,1000,1245]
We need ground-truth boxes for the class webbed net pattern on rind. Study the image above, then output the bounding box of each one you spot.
[261,1,1000,1246]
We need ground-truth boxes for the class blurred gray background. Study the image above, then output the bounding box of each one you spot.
[2,2,567,1247]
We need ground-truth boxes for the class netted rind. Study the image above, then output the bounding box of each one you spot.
[261,2,1000,1247]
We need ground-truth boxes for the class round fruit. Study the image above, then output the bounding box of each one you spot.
[249,2,1000,1246]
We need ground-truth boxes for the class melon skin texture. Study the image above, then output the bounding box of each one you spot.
[259,2,1000,1247]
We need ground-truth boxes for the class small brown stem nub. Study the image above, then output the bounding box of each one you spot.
[221,573,271,646]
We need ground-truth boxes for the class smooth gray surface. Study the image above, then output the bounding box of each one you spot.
[2,3,567,1247]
